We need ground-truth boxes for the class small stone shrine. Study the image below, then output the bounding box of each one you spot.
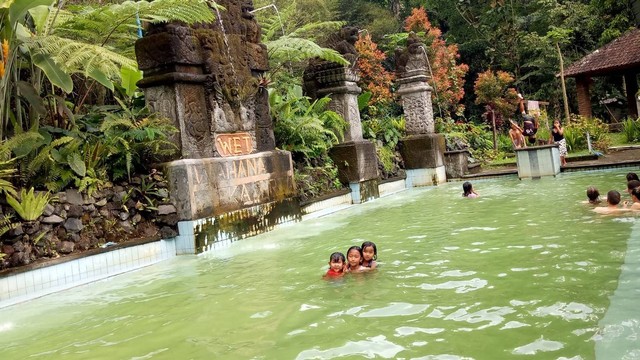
[135,0,298,253]
[395,32,446,186]
[303,26,379,203]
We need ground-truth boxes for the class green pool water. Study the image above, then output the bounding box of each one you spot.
[1,169,639,359]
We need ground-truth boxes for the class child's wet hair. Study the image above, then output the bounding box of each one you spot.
[628,180,640,191]
[607,190,621,205]
[627,172,640,182]
[632,187,640,200]
[329,252,345,263]
[586,186,600,202]
[462,182,473,196]
[346,246,362,258]
[361,241,377,260]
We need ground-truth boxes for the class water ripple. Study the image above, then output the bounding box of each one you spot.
[358,303,430,318]
[512,336,564,355]
[417,278,488,293]
[295,335,404,359]
[531,302,595,321]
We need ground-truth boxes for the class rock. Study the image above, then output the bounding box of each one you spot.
[42,204,55,217]
[95,198,108,207]
[13,241,25,252]
[58,241,75,254]
[22,221,40,235]
[1,244,15,256]
[132,213,142,224]
[11,224,24,237]
[64,218,84,233]
[68,233,80,242]
[41,215,64,224]
[67,204,83,218]
[157,204,177,215]
[118,211,130,221]
[131,176,142,185]
[99,209,111,218]
[65,189,84,205]
[114,191,127,203]
[157,188,169,198]
[158,214,179,226]
[84,204,96,212]
[119,220,134,233]
[55,192,66,203]
[160,226,178,238]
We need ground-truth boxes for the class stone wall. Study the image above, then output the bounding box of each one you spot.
[0,173,178,270]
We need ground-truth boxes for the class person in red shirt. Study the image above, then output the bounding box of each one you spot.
[324,252,346,278]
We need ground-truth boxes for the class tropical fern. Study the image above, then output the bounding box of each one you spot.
[265,36,348,66]
[6,188,55,222]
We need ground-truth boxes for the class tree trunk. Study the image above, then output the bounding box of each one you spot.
[556,42,571,124]
[492,109,497,151]
[390,0,401,19]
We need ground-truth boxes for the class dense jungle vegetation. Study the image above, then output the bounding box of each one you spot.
[0,0,639,266]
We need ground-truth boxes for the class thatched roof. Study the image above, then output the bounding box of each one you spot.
[564,28,640,77]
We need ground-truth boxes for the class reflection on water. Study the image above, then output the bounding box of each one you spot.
[1,170,640,359]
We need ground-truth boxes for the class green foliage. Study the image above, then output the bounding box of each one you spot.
[0,214,16,238]
[270,86,347,161]
[362,114,405,149]
[622,117,640,143]
[436,117,500,163]
[294,156,343,202]
[1,0,216,138]
[15,100,177,194]
[564,115,611,152]
[5,187,54,221]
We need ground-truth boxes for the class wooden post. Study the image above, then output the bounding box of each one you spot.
[556,42,571,124]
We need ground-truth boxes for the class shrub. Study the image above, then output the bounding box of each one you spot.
[6,188,54,222]
[564,115,610,152]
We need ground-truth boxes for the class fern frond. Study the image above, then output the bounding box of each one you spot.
[56,0,217,49]
[31,35,136,79]
[265,36,348,66]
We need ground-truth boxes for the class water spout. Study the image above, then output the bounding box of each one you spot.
[210,1,240,94]
[250,4,285,38]
[419,46,443,120]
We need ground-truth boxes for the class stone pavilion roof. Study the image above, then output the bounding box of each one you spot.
[564,27,640,77]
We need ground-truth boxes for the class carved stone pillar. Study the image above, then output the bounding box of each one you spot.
[304,65,379,203]
[134,1,298,253]
[395,35,446,185]
[136,26,213,159]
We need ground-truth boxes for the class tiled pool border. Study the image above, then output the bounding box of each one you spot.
[2,163,637,308]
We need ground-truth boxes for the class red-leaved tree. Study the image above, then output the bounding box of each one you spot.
[474,69,520,149]
[355,33,394,105]
[404,8,469,118]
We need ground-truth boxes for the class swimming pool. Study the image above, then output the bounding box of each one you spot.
[1,169,638,359]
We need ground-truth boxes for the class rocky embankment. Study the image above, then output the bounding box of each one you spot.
[0,173,179,270]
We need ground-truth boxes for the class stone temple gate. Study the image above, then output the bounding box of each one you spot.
[134,0,298,253]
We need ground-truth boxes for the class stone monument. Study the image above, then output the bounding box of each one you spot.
[395,32,446,186]
[135,0,298,253]
[303,26,379,203]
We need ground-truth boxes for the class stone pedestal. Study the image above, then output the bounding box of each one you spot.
[395,63,445,187]
[399,134,446,186]
[515,144,561,179]
[329,141,379,204]
[444,150,470,179]
[305,65,380,203]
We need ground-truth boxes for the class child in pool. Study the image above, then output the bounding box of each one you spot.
[360,241,378,269]
[324,252,346,278]
[346,246,363,273]
[593,190,629,214]
[583,186,601,204]
[462,182,478,198]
